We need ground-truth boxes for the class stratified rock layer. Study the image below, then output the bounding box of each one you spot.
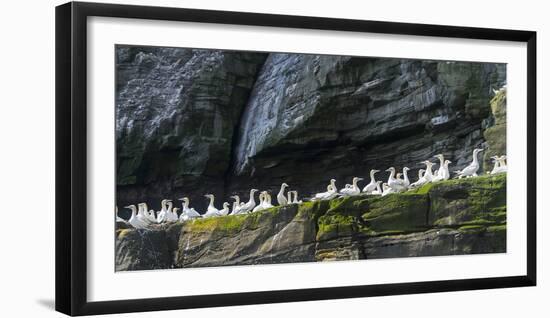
[116,47,267,212]
[115,47,506,213]
[115,174,506,271]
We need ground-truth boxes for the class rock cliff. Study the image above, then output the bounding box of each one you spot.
[115,47,506,213]
[116,174,506,271]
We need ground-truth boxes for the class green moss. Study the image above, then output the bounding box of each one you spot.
[298,200,330,221]
[317,213,356,240]
[185,214,249,234]
[429,174,506,226]
[117,229,133,239]
[409,182,436,195]
[361,193,429,233]
[487,224,507,233]
[458,225,486,232]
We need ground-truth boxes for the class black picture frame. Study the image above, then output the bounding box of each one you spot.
[55,1,537,316]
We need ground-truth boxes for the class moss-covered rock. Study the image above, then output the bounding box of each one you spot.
[428,174,506,226]
[361,193,429,233]
[116,175,506,270]
[483,89,507,170]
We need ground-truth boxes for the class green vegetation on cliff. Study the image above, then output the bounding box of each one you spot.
[116,174,506,271]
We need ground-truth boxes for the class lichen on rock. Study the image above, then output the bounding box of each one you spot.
[116,174,506,271]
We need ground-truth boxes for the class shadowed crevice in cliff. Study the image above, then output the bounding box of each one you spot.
[115,174,506,271]
[222,54,270,199]
[115,47,268,213]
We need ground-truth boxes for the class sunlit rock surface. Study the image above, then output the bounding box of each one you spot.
[115,174,506,271]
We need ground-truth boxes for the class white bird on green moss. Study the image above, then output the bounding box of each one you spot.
[371,181,383,195]
[277,183,289,206]
[410,169,428,188]
[234,189,258,214]
[496,155,507,173]
[312,179,338,201]
[253,192,267,212]
[168,205,180,222]
[339,177,363,197]
[219,202,230,216]
[203,194,221,218]
[362,169,380,193]
[455,148,484,178]
[125,205,148,229]
[178,197,201,221]
[290,191,303,204]
[229,195,242,214]
[386,167,406,192]
[432,160,452,182]
[115,206,128,224]
[381,183,394,196]
[489,155,500,174]
[420,160,435,182]
[156,199,173,223]
[138,203,155,223]
[287,190,293,204]
[434,154,447,179]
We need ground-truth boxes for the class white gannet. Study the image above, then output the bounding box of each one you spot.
[230,195,241,214]
[339,177,363,197]
[203,194,221,218]
[291,191,303,204]
[136,203,150,225]
[171,208,180,221]
[138,203,156,223]
[489,155,500,174]
[167,204,180,222]
[410,169,428,188]
[496,155,507,173]
[155,199,168,223]
[234,189,258,214]
[329,179,336,192]
[400,167,411,188]
[381,183,394,196]
[287,190,293,204]
[156,199,173,223]
[264,192,275,208]
[420,160,435,182]
[115,206,127,224]
[386,167,407,192]
[362,169,380,193]
[434,154,446,178]
[277,183,289,206]
[125,205,147,229]
[432,160,452,182]
[253,192,267,212]
[219,202,230,216]
[312,179,338,201]
[178,197,201,221]
[370,181,383,195]
[454,148,484,178]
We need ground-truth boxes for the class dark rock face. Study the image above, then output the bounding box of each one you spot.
[115,174,506,271]
[229,56,506,199]
[116,47,506,213]
[115,46,267,213]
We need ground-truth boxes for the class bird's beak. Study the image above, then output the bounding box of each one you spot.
[358,178,364,181]
[385,168,391,172]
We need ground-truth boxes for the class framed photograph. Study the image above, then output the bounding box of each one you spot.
[55,1,536,316]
